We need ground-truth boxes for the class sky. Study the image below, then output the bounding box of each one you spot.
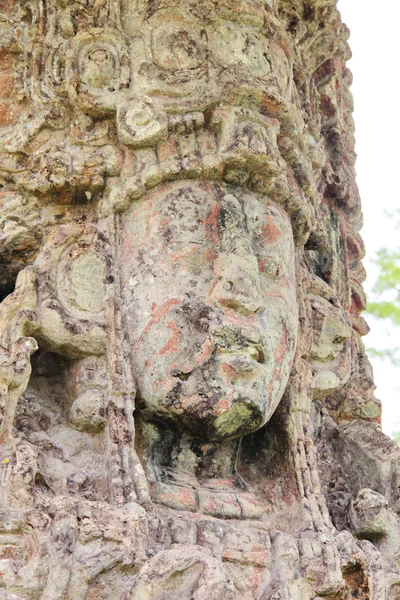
[337,0,400,435]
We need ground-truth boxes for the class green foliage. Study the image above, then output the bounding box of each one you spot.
[392,431,400,444]
[366,346,400,366]
[367,210,400,326]
[365,210,400,366]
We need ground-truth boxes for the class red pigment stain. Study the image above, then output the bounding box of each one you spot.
[153,375,173,392]
[157,136,179,168]
[220,363,238,382]
[268,321,289,397]
[121,149,136,173]
[168,245,204,262]
[215,397,234,417]
[261,290,291,301]
[258,258,283,279]
[160,215,170,230]
[194,338,214,365]
[221,311,258,329]
[261,216,282,244]
[134,298,180,351]
[183,488,195,502]
[159,320,180,355]
[209,498,216,512]
[206,248,216,262]
[201,202,220,244]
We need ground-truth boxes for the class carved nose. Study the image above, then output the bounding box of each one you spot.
[213,253,263,316]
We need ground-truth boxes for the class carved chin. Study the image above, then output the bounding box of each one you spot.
[211,401,265,440]
[140,393,266,442]
[138,370,272,441]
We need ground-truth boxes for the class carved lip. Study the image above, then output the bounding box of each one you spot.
[309,352,344,367]
[214,349,264,374]
[211,325,267,366]
[171,326,268,380]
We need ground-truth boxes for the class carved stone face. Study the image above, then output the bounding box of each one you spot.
[308,285,352,398]
[121,181,297,441]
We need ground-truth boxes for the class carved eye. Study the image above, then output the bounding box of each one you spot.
[333,336,346,344]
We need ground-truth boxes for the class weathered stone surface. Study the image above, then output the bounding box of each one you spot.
[0,0,396,598]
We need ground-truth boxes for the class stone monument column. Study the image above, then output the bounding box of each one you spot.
[0,1,398,598]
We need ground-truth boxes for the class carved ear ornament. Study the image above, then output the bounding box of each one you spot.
[117,95,168,148]
[66,29,131,117]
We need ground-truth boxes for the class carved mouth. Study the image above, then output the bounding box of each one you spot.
[214,347,265,374]
[211,325,267,368]
[171,345,265,381]
[171,325,267,381]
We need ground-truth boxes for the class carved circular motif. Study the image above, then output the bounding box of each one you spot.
[117,96,168,148]
[56,242,106,322]
[79,43,119,92]
[67,30,130,116]
[152,28,204,71]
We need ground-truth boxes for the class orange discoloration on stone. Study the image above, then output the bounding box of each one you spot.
[261,216,282,245]
[158,135,180,172]
[194,338,214,365]
[152,482,197,511]
[153,375,173,393]
[215,398,230,415]
[159,319,180,355]
[0,70,16,100]
[201,202,220,244]
[0,51,13,70]
[0,101,22,125]
[220,362,239,382]
[133,298,180,351]
[269,322,289,397]
[180,395,205,407]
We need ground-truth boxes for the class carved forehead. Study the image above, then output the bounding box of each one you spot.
[129,182,292,246]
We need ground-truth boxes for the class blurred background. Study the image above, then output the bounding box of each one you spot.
[337,0,400,437]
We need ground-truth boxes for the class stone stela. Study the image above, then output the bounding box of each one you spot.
[0,1,397,598]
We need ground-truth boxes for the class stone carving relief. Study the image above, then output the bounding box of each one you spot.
[0,0,397,598]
